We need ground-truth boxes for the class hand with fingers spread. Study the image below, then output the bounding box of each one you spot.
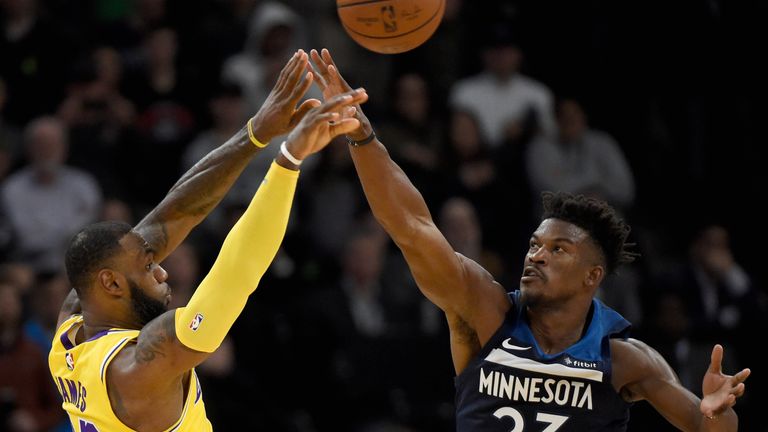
[283,88,369,161]
[309,48,373,141]
[700,344,751,420]
[248,49,320,145]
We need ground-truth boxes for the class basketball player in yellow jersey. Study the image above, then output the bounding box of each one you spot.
[48,49,368,431]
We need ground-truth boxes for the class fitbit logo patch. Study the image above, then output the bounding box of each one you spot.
[189,313,204,331]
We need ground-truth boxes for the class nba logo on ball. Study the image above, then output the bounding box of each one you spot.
[65,352,75,371]
[337,0,445,54]
[381,5,397,32]
[189,313,204,331]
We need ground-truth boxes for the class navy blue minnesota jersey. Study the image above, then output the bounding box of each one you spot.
[455,291,632,431]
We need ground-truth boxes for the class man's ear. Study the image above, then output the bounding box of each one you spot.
[97,269,124,297]
[585,265,605,289]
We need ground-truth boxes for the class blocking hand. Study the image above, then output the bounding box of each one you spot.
[284,88,368,160]
[309,48,372,141]
[249,50,319,145]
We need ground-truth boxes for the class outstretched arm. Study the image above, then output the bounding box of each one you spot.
[56,51,318,329]
[613,339,749,432]
[309,49,508,328]
[135,50,317,263]
[122,90,367,382]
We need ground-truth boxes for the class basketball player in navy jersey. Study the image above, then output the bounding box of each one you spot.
[309,48,750,431]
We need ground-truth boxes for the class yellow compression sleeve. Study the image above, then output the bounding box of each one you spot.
[175,161,298,352]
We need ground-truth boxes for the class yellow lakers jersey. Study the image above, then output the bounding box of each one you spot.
[49,315,213,432]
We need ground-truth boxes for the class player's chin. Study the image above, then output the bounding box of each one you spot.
[519,279,545,296]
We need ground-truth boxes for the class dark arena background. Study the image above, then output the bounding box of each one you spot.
[1,0,765,431]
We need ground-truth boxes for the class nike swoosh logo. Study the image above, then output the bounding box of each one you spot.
[501,338,532,351]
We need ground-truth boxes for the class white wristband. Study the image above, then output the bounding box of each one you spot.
[280,141,302,166]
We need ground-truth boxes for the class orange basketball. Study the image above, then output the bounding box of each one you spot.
[337,0,445,54]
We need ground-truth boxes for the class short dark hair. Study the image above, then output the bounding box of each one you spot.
[65,221,133,295]
[541,192,637,274]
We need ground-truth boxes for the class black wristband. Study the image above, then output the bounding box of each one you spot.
[346,131,376,147]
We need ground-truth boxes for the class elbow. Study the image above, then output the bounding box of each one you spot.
[380,214,430,250]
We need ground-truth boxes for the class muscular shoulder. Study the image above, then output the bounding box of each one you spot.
[452,252,510,334]
[454,252,509,310]
[106,313,185,413]
[611,338,679,402]
[455,252,496,283]
[108,312,181,386]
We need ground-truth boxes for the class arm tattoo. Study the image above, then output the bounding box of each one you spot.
[135,313,176,364]
[143,223,169,255]
[135,132,257,259]
[170,189,220,218]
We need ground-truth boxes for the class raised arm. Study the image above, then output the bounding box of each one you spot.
[613,339,749,431]
[309,49,507,324]
[119,90,368,384]
[56,51,319,329]
[134,50,318,263]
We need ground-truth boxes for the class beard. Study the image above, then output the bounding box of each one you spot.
[128,279,168,327]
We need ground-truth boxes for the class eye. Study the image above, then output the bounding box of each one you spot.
[529,240,539,251]
[146,262,153,271]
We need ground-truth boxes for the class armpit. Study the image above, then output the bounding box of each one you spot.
[449,313,480,347]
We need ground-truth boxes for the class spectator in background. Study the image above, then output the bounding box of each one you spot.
[394,0,471,105]
[0,284,64,432]
[443,110,498,195]
[220,2,323,220]
[0,262,34,296]
[301,222,425,430]
[182,82,264,218]
[126,27,197,112]
[58,46,135,196]
[222,1,308,116]
[671,225,764,344]
[99,197,134,224]
[300,141,363,261]
[379,72,444,206]
[125,26,197,205]
[23,272,70,354]
[1,117,101,273]
[644,223,764,430]
[379,73,442,173]
[449,23,555,148]
[441,109,523,257]
[438,197,507,286]
[526,98,635,211]
[58,46,135,133]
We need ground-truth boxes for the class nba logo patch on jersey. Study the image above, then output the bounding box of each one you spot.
[189,313,204,331]
[65,352,75,371]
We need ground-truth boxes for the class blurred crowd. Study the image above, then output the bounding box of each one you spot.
[0,0,765,431]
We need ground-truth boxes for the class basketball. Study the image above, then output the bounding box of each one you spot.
[337,0,445,54]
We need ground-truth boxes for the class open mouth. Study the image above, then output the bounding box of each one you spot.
[521,266,544,281]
